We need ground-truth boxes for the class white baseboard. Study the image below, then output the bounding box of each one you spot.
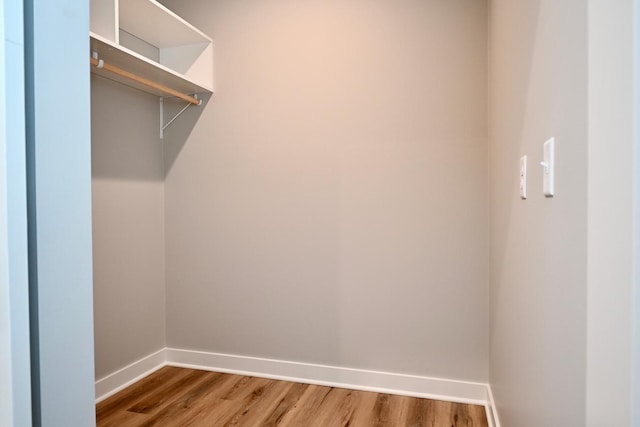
[95,346,500,426]
[95,348,166,403]
[485,384,501,427]
[165,348,488,406]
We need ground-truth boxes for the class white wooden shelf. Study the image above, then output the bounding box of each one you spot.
[90,0,213,101]
[90,32,211,98]
[119,0,210,48]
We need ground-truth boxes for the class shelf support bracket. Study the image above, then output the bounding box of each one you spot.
[160,95,198,139]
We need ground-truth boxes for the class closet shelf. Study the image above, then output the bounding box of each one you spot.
[90,0,214,138]
[90,0,214,103]
[90,33,210,103]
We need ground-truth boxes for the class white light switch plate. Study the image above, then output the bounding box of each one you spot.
[542,138,554,197]
[520,155,527,199]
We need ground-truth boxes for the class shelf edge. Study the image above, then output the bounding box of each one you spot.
[90,32,213,93]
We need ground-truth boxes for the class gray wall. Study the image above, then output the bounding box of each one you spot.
[0,0,31,425]
[488,0,588,425]
[26,0,96,425]
[162,0,489,381]
[586,1,638,425]
[91,76,166,379]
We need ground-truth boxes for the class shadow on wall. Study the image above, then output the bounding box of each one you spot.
[162,92,212,176]
[90,74,211,180]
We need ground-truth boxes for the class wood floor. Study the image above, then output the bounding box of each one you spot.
[96,367,488,427]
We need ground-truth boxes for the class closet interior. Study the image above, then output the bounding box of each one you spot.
[90,1,516,426]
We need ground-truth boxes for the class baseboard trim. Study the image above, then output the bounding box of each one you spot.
[485,384,501,427]
[165,348,488,406]
[95,346,498,423]
[95,348,166,403]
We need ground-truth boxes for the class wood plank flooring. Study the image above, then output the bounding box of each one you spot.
[96,366,488,427]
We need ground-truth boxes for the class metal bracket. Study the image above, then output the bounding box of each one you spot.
[160,95,199,139]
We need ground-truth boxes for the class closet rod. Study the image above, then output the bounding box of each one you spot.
[90,56,202,106]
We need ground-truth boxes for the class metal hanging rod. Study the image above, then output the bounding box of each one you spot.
[90,52,202,106]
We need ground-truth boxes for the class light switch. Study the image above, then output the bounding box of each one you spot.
[541,138,555,197]
[520,155,527,199]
